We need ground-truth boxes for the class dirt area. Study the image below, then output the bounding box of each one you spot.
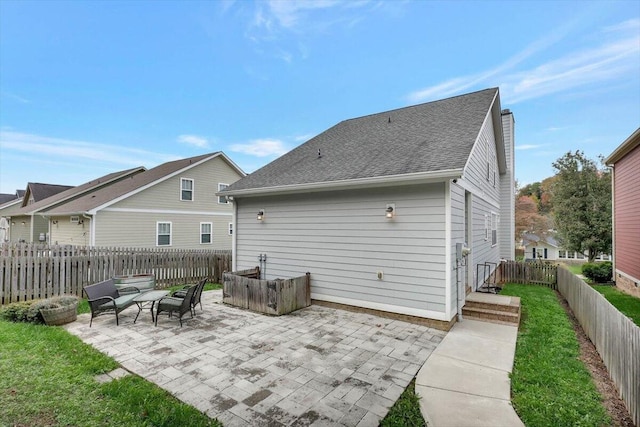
[556,292,635,427]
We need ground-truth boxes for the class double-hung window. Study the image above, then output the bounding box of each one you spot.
[200,222,212,244]
[491,212,498,246]
[218,183,229,204]
[181,178,194,201]
[157,222,172,246]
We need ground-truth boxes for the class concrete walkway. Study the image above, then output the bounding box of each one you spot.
[415,318,524,427]
[65,290,445,426]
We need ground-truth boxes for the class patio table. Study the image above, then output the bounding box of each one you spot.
[133,290,169,323]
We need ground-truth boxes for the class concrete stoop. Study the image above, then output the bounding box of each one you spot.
[462,292,521,326]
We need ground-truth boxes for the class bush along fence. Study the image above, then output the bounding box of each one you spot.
[556,266,639,427]
[0,243,231,304]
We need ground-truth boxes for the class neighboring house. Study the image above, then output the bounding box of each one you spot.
[522,233,560,260]
[11,166,145,243]
[42,152,244,249]
[605,127,640,298]
[4,183,73,243]
[0,190,24,242]
[220,88,515,328]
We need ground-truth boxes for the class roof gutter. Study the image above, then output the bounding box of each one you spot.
[220,168,464,198]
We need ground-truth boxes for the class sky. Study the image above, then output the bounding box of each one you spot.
[0,0,639,195]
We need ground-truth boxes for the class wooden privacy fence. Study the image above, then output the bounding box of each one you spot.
[496,260,557,288]
[223,269,310,316]
[0,243,231,304]
[557,266,639,426]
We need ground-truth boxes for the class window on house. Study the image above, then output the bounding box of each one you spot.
[577,252,585,259]
[200,222,212,244]
[228,222,233,236]
[567,251,575,259]
[218,183,229,204]
[484,214,489,241]
[559,251,566,259]
[601,253,610,261]
[157,222,171,246]
[532,247,537,259]
[491,212,498,246]
[544,248,548,259]
[181,178,194,201]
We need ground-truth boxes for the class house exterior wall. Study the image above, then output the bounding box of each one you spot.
[499,111,515,260]
[49,216,91,246]
[524,242,559,260]
[458,108,503,289]
[612,142,640,294]
[234,184,450,320]
[8,217,30,243]
[91,156,240,249]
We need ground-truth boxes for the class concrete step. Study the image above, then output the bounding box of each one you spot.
[462,306,520,325]
[462,293,521,326]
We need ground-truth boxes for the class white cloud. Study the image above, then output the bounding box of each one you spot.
[177,134,209,148]
[0,130,175,167]
[406,18,640,105]
[516,144,544,151]
[294,133,315,142]
[230,138,289,157]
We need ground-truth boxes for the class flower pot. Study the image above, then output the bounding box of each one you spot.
[40,301,78,326]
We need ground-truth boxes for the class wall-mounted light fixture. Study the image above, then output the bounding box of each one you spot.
[52,220,58,225]
[257,210,265,221]
[385,204,395,219]
[11,221,15,226]
[21,221,26,226]
[78,219,84,225]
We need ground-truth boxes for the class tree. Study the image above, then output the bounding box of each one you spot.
[551,151,611,262]
[515,195,552,238]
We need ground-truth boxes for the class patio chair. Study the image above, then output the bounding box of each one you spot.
[84,279,140,327]
[171,278,207,316]
[155,284,197,327]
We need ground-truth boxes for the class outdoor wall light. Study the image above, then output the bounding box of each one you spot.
[52,220,58,225]
[21,221,26,226]
[257,210,265,221]
[385,204,395,219]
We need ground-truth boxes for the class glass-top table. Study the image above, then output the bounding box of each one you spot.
[133,290,169,323]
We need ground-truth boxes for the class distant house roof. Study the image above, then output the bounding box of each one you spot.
[19,167,146,215]
[522,233,559,248]
[44,152,245,215]
[0,193,19,205]
[222,88,501,197]
[605,127,640,165]
[22,183,74,207]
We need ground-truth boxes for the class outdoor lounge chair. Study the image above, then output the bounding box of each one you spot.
[171,278,207,316]
[84,279,140,327]
[155,284,197,327]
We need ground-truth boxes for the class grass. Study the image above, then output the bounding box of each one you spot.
[0,319,220,427]
[500,283,611,427]
[380,379,426,427]
[563,263,583,276]
[592,284,640,326]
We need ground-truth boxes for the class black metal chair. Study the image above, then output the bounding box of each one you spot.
[83,279,140,327]
[171,278,207,316]
[155,285,197,327]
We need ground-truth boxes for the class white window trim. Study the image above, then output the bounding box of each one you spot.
[156,221,172,246]
[491,212,498,247]
[228,222,233,236]
[218,183,229,204]
[484,214,489,241]
[200,222,212,245]
[180,178,194,202]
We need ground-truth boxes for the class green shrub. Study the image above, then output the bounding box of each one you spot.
[582,261,612,283]
[0,295,79,324]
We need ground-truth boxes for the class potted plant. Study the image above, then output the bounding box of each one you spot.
[33,295,80,326]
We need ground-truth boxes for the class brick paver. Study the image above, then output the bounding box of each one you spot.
[65,290,444,426]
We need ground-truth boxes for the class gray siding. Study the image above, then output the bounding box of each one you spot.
[50,215,90,246]
[235,184,449,319]
[92,156,240,249]
[449,182,466,319]
[8,216,30,243]
[459,108,502,288]
[500,112,515,259]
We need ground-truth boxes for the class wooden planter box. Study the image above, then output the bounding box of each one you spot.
[223,270,310,315]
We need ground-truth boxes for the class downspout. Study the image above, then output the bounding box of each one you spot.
[609,164,616,284]
[82,213,94,246]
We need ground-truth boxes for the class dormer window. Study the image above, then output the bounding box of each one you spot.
[181,178,194,201]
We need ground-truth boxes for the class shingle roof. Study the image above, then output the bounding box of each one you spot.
[44,152,235,215]
[224,88,498,194]
[24,183,74,206]
[0,194,19,205]
[19,167,145,215]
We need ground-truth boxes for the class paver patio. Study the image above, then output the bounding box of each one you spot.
[65,290,445,426]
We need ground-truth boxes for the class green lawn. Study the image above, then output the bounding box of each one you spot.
[0,320,220,427]
[592,284,640,326]
[500,284,611,427]
[563,263,583,275]
[381,379,426,427]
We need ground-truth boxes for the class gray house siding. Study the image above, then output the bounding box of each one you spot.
[499,111,515,260]
[457,108,503,289]
[234,184,450,320]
